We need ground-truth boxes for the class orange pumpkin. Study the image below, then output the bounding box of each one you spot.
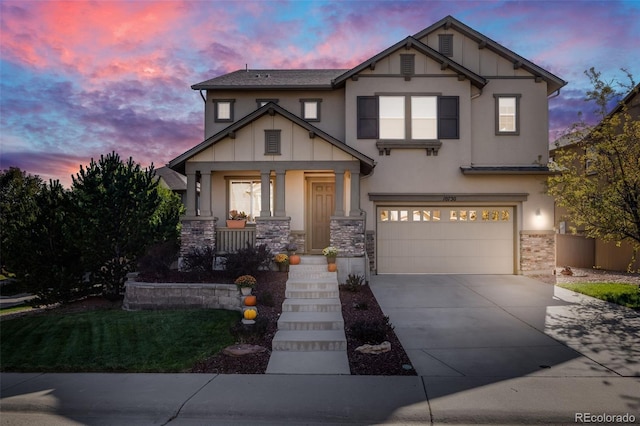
[289,254,301,265]
[243,308,257,320]
[328,263,338,272]
[244,295,257,306]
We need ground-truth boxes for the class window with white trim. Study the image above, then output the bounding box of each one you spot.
[228,178,273,222]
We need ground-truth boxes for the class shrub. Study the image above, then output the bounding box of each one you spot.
[349,316,394,344]
[342,274,365,292]
[183,246,215,273]
[224,243,272,277]
[137,241,179,276]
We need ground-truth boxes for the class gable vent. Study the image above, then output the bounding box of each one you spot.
[265,130,281,155]
[439,34,453,57]
[400,54,415,78]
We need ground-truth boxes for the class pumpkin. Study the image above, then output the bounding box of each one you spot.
[327,263,338,272]
[289,254,301,265]
[243,308,257,320]
[244,295,257,306]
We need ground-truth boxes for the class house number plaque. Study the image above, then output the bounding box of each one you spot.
[442,195,457,201]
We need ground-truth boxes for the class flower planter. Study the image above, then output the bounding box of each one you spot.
[240,286,252,296]
[226,219,246,228]
[326,256,336,264]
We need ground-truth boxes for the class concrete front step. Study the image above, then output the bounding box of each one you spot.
[272,330,347,351]
[285,289,339,299]
[278,311,344,331]
[281,298,341,312]
[286,280,338,291]
[296,255,328,265]
[266,351,350,374]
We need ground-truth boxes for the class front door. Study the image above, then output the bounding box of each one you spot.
[309,181,334,253]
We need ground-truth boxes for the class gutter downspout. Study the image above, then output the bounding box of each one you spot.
[199,90,206,103]
[548,89,561,99]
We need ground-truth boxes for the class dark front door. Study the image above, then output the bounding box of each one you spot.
[310,181,334,253]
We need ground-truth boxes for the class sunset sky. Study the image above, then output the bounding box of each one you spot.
[1,0,638,187]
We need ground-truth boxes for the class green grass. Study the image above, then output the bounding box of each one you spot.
[558,282,640,309]
[1,309,239,372]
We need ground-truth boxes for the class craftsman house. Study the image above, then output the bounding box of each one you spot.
[168,15,566,278]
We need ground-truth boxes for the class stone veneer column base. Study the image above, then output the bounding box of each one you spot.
[520,230,556,275]
[256,217,290,254]
[179,217,216,268]
[331,217,368,283]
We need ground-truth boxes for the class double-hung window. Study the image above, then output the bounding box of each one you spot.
[300,99,321,121]
[358,95,459,140]
[494,94,520,135]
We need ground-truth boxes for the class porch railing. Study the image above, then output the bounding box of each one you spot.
[216,227,256,255]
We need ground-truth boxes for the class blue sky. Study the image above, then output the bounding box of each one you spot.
[1,0,638,186]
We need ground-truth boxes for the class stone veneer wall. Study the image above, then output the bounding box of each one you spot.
[180,218,216,259]
[290,230,306,254]
[123,281,241,311]
[255,217,291,254]
[520,231,556,275]
[365,230,376,272]
[330,217,365,257]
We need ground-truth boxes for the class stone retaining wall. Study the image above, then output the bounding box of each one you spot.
[123,281,241,311]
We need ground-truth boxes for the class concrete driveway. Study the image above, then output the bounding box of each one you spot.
[370,274,640,378]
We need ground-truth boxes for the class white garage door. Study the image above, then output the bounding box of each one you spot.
[377,207,514,274]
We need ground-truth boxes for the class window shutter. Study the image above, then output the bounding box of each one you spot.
[438,96,459,139]
[265,130,281,154]
[357,96,378,139]
[439,34,453,57]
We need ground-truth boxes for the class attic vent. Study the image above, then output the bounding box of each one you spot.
[400,54,415,78]
[439,34,453,57]
[264,130,281,155]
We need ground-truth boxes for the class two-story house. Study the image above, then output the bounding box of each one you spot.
[168,15,566,279]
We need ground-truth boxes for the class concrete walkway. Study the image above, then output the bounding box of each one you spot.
[266,256,350,374]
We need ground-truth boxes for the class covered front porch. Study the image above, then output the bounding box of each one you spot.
[179,161,366,261]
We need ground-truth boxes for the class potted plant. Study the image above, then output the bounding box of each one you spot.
[227,210,248,228]
[274,253,289,272]
[234,274,256,296]
[285,242,298,255]
[322,246,338,264]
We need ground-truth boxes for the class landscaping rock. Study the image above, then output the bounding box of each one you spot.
[355,341,391,354]
[223,344,267,357]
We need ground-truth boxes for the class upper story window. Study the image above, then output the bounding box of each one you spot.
[439,34,453,57]
[358,95,459,140]
[257,99,279,108]
[494,94,521,135]
[214,99,234,122]
[300,99,321,121]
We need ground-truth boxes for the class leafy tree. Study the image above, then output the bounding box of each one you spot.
[548,69,640,269]
[0,168,43,272]
[71,152,164,298]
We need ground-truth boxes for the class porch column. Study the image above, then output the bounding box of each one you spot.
[349,170,361,216]
[274,169,286,217]
[185,172,197,217]
[199,171,212,217]
[334,170,345,216]
[260,170,271,217]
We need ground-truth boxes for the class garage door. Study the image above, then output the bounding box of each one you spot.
[377,207,514,274]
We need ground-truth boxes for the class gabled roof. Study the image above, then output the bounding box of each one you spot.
[191,69,347,90]
[155,166,187,191]
[332,36,487,89]
[414,15,567,95]
[168,102,376,175]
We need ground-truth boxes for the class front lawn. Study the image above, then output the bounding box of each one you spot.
[1,308,239,372]
[558,282,640,309]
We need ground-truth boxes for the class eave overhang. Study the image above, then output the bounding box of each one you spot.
[460,166,559,175]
